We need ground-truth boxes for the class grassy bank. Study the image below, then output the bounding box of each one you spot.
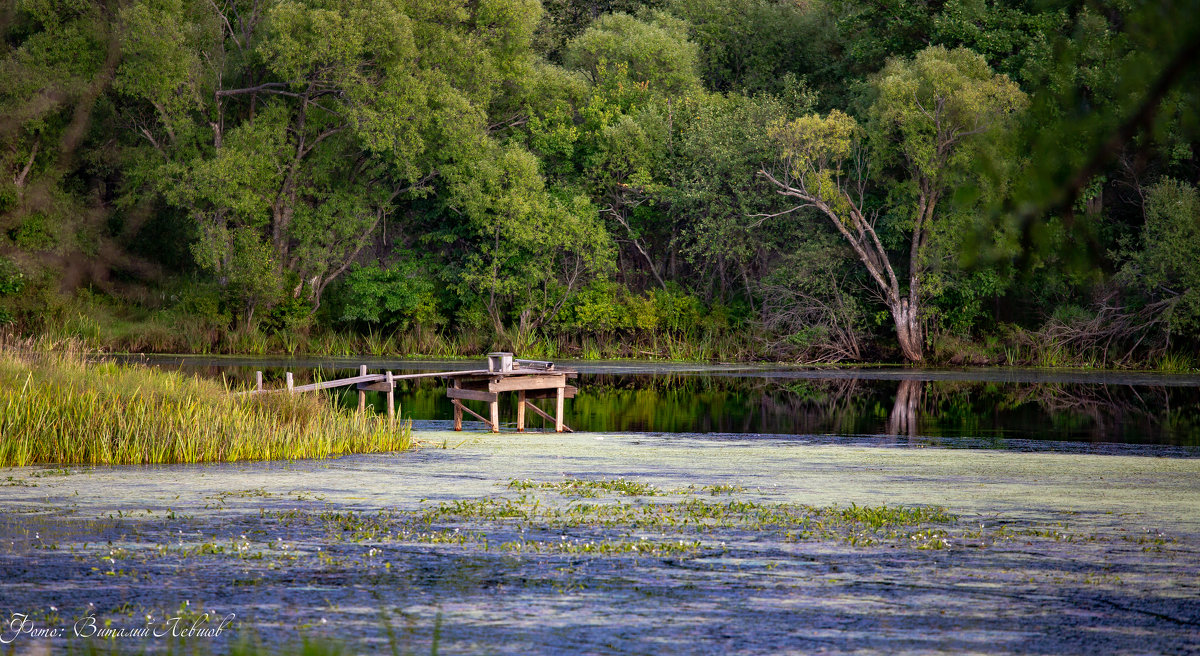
[26,319,1200,372]
[19,305,754,362]
[6,295,1197,371]
[0,349,411,467]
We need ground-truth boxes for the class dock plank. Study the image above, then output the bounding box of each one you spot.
[447,387,499,403]
[489,374,567,393]
[282,373,384,393]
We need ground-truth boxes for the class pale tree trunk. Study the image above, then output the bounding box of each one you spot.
[760,167,927,362]
[890,297,924,363]
[13,138,38,190]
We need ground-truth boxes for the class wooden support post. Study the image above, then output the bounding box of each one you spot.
[452,399,493,429]
[385,371,395,426]
[255,371,263,392]
[517,390,526,432]
[453,379,463,431]
[489,396,500,433]
[555,385,565,432]
[357,365,367,413]
[286,372,294,392]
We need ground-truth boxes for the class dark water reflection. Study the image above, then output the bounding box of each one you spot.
[118,357,1200,448]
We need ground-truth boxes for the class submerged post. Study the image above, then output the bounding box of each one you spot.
[452,378,463,431]
[489,396,500,433]
[385,371,395,426]
[555,385,564,432]
[286,372,294,392]
[517,390,526,432]
[358,364,367,413]
[255,371,263,392]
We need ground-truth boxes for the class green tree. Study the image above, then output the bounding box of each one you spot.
[763,47,1025,361]
[669,88,815,302]
[564,10,700,96]
[0,0,124,288]
[1122,178,1200,343]
[1004,0,1200,269]
[552,12,702,291]
[117,0,546,323]
[447,142,613,339]
[534,0,663,62]
[666,0,821,95]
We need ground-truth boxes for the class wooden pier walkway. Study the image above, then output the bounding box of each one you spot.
[243,353,576,433]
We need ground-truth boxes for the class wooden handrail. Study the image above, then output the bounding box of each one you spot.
[242,369,497,395]
[239,363,577,433]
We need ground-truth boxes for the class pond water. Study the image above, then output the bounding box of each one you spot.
[4,431,1200,654]
[124,355,1200,451]
[5,357,1200,653]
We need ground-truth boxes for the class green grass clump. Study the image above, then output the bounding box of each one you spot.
[408,485,956,551]
[507,477,665,497]
[0,349,411,466]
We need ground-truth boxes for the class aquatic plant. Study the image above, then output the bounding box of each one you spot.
[0,349,411,466]
[507,477,666,497]
[402,483,956,553]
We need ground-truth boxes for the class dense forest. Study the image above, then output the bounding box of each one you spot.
[1,0,1198,366]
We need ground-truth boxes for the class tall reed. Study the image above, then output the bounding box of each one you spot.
[0,349,411,467]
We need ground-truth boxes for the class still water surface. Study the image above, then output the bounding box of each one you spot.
[127,356,1200,450]
[6,356,1195,653]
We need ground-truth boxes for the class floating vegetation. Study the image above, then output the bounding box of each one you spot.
[49,480,962,581]
[0,349,412,466]
[505,478,747,498]
[506,477,667,497]
[248,480,960,558]
[7,472,1197,656]
[701,483,746,495]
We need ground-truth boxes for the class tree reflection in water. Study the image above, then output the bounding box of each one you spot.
[888,379,923,438]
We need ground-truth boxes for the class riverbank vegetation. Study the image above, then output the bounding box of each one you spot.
[1,0,1197,367]
[0,348,411,467]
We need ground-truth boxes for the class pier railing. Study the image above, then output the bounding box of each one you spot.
[241,356,575,432]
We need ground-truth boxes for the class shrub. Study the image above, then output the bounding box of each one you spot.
[332,262,442,332]
[0,256,24,296]
[558,281,707,336]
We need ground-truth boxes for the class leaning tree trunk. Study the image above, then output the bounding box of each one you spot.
[890,297,924,363]
[758,168,930,363]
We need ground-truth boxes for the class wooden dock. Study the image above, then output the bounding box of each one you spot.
[243,353,576,433]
